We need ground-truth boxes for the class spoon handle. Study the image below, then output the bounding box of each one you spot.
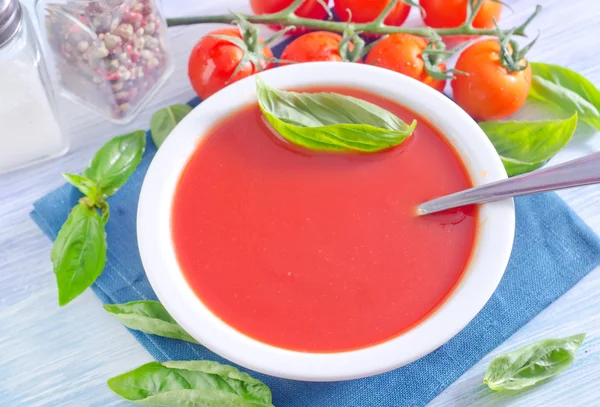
[418,152,600,215]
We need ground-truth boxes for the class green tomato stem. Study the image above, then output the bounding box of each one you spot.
[167,14,501,36]
[166,4,542,38]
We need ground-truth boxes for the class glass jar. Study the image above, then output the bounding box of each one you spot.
[0,0,68,174]
[34,0,173,123]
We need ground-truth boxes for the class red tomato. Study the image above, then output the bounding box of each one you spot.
[250,0,328,34]
[334,0,411,27]
[420,0,502,29]
[365,33,446,92]
[281,31,353,63]
[188,28,274,100]
[451,39,532,121]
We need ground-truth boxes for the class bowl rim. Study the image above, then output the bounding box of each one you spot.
[137,62,515,381]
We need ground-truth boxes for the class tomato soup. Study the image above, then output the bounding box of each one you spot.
[172,87,477,353]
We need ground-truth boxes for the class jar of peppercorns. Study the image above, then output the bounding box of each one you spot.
[35,0,172,122]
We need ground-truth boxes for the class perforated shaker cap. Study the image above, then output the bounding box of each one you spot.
[0,0,22,48]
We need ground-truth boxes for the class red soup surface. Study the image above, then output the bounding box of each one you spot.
[172,87,477,353]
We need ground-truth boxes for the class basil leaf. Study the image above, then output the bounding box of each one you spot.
[50,203,106,306]
[529,62,600,130]
[151,104,192,148]
[62,172,100,204]
[104,300,198,344]
[256,77,416,153]
[484,334,585,391]
[479,114,577,177]
[82,130,146,199]
[108,361,274,407]
[99,201,110,225]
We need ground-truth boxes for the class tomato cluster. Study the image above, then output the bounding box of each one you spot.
[188,0,531,121]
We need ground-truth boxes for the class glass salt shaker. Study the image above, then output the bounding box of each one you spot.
[0,0,68,174]
[34,0,173,123]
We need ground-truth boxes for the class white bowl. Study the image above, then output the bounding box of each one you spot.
[137,62,515,381]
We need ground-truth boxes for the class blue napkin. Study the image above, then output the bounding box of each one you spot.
[29,38,600,405]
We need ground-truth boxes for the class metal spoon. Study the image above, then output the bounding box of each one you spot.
[418,152,600,215]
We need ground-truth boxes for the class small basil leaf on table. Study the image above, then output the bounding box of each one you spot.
[256,76,417,153]
[479,114,577,177]
[150,104,192,148]
[529,62,600,130]
[484,334,586,391]
[50,203,106,306]
[104,300,198,344]
[82,130,146,199]
[108,361,274,407]
[62,172,100,204]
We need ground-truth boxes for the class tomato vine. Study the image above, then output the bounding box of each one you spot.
[166,0,541,39]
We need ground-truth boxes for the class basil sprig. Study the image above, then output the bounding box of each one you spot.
[484,334,585,391]
[52,131,146,306]
[62,173,101,204]
[104,300,198,344]
[108,361,275,407]
[51,204,107,306]
[256,77,416,153]
[480,114,577,177]
[529,62,600,130]
[150,104,192,148]
[83,131,147,199]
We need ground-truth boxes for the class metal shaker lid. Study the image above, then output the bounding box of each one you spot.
[0,0,22,48]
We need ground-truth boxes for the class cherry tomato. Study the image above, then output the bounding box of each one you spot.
[420,0,502,29]
[365,33,446,92]
[188,28,274,100]
[451,39,531,121]
[250,0,328,34]
[281,31,353,63]
[334,0,411,27]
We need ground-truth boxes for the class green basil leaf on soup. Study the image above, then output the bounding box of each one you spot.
[62,172,100,204]
[108,361,274,407]
[83,130,146,199]
[484,334,586,391]
[256,76,416,153]
[479,114,577,177]
[104,300,198,344]
[529,62,600,130]
[50,203,106,306]
[151,104,192,148]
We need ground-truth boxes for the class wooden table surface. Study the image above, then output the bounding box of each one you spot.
[1,0,600,405]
